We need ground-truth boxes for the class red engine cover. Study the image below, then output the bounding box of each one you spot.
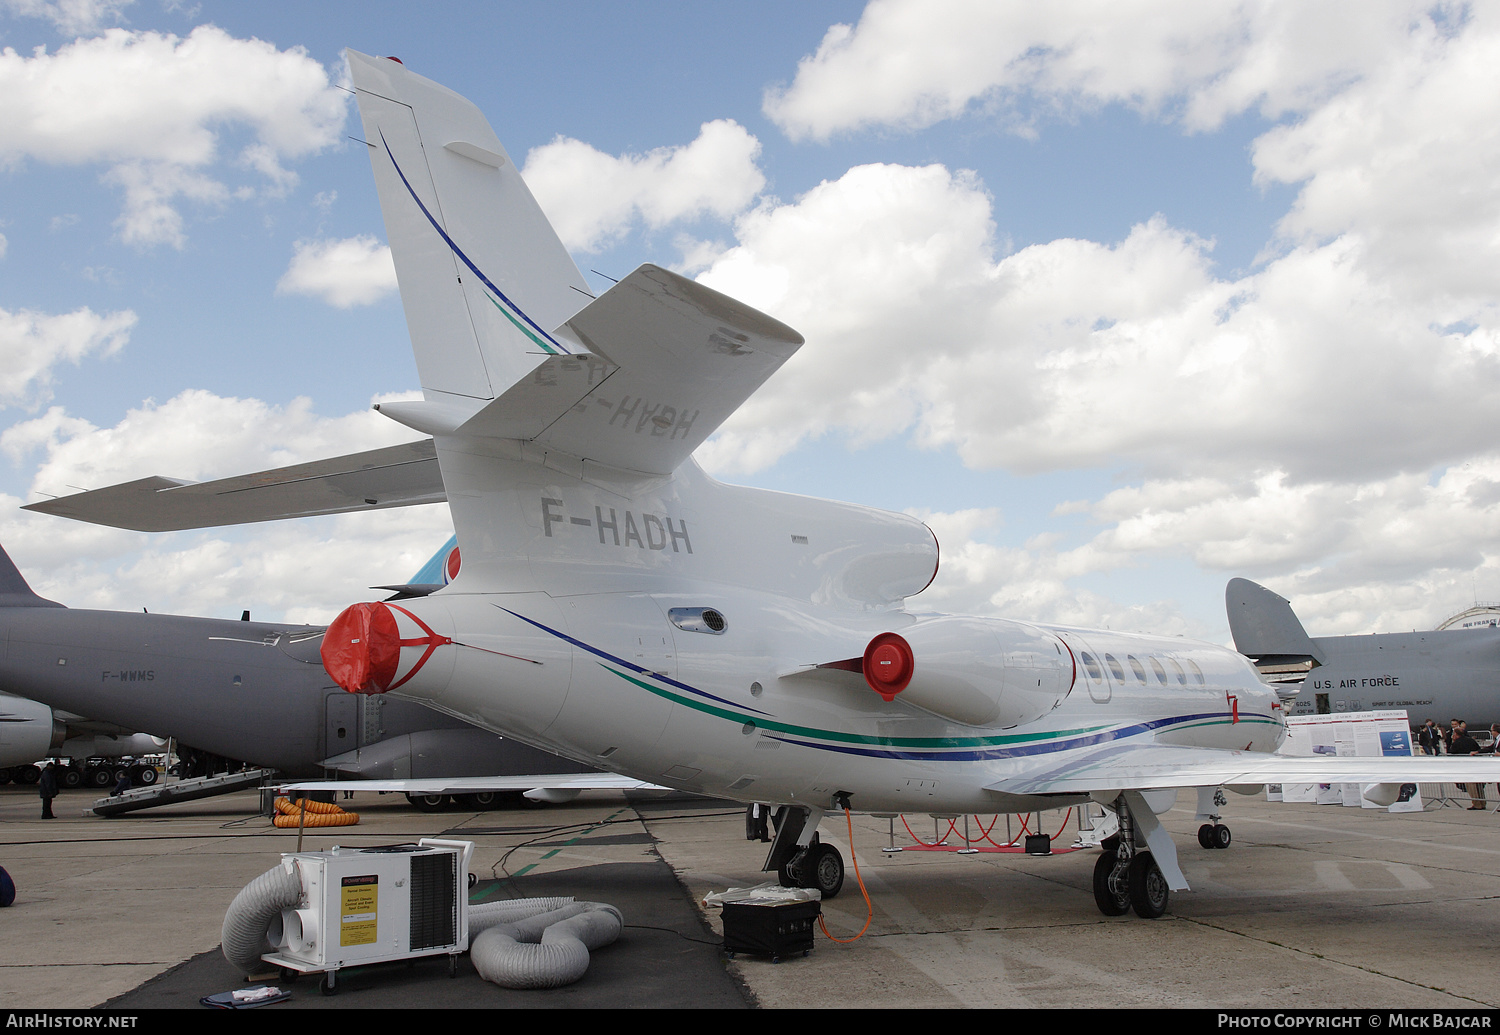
[321,601,401,694]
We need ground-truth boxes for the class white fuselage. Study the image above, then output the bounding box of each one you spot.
[367,451,1283,815]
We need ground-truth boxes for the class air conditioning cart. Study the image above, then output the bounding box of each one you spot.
[261,837,473,995]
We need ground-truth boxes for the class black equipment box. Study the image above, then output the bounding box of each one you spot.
[722,899,821,961]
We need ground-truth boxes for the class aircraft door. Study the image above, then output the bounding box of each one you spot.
[324,692,359,758]
[1058,633,1111,704]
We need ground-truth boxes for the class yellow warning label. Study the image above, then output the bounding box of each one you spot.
[340,875,378,947]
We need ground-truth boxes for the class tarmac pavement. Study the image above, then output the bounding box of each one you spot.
[2,779,1499,1009]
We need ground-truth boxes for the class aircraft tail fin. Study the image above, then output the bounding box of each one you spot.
[1225,578,1324,666]
[0,545,64,609]
[347,50,590,404]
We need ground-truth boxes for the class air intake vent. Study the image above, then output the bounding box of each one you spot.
[409,852,457,950]
[668,606,728,635]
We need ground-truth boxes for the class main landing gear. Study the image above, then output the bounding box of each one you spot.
[1092,794,1171,919]
[762,802,846,900]
[778,836,845,899]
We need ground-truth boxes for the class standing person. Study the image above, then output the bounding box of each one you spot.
[1419,720,1439,756]
[1450,723,1486,809]
[38,763,58,820]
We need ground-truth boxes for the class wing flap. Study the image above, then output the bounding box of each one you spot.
[22,439,444,531]
[274,773,668,795]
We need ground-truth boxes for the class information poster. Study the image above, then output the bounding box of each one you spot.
[1277,710,1421,811]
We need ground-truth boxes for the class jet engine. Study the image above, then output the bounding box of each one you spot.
[845,616,1074,728]
[0,694,59,767]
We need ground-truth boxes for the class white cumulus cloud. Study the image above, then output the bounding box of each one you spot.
[276,235,397,308]
[0,305,134,409]
[764,0,1438,141]
[522,119,766,253]
[0,25,348,247]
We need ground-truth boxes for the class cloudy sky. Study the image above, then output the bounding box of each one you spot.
[2,0,1497,642]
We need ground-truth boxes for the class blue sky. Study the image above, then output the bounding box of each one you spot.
[3,0,1499,642]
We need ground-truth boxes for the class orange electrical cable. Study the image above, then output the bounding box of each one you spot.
[817,807,872,944]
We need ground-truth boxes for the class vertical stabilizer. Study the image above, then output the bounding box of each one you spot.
[347,50,590,403]
[1225,578,1324,665]
[0,545,64,608]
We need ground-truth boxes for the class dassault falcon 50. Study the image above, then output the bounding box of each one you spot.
[29,52,1500,917]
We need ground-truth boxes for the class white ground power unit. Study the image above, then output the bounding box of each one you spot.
[262,838,472,993]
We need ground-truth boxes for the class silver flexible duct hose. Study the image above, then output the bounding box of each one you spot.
[469,901,623,989]
[221,861,301,976]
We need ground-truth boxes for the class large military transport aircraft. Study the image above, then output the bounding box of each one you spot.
[0,542,590,801]
[1227,577,1500,727]
[28,52,1500,917]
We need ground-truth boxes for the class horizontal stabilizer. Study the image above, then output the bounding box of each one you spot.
[22,439,444,532]
[452,264,803,475]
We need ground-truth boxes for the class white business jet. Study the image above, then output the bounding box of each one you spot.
[32,52,1500,918]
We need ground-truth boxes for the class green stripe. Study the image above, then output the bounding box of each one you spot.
[488,292,558,354]
[600,663,1109,749]
[506,807,628,879]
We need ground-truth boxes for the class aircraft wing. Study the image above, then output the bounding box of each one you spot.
[446,263,804,477]
[21,439,444,532]
[984,741,1500,796]
[273,773,669,795]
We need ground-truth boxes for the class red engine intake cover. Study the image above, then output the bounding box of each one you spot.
[862,632,914,701]
[322,601,401,694]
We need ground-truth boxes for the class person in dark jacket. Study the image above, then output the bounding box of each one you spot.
[38,763,58,819]
[1450,724,1486,809]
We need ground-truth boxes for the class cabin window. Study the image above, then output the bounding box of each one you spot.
[1105,654,1125,680]
[1127,655,1147,682]
[1186,659,1205,685]
[1167,658,1188,685]
[1149,657,1168,683]
[1080,652,1102,680]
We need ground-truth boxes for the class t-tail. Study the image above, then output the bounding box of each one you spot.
[348,50,591,408]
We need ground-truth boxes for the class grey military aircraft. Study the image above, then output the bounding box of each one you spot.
[0,541,591,803]
[1227,577,1500,728]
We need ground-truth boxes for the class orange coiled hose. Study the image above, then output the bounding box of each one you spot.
[272,796,360,827]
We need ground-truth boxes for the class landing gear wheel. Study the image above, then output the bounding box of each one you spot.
[1092,852,1130,916]
[405,792,449,813]
[136,766,158,786]
[456,792,499,810]
[60,768,82,789]
[1198,824,1215,849]
[810,843,844,899]
[1212,824,1231,850]
[1128,852,1170,919]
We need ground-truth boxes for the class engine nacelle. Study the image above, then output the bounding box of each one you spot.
[0,694,58,767]
[858,616,1073,728]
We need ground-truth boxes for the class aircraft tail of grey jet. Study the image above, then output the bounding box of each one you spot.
[1225,577,1324,666]
[0,544,63,610]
